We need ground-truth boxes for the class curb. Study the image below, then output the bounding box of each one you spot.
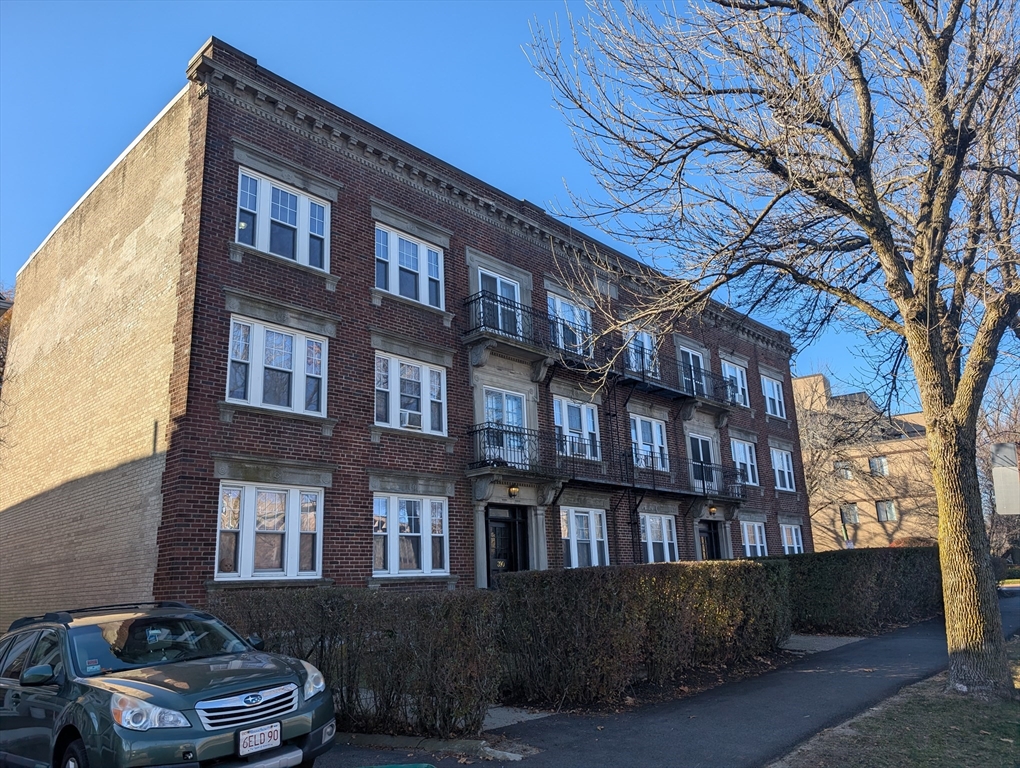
[336,732,524,762]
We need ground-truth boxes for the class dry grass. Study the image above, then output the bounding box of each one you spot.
[767,638,1020,768]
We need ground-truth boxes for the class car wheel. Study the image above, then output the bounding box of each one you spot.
[61,739,90,768]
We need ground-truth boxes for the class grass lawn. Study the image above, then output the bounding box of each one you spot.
[767,637,1020,768]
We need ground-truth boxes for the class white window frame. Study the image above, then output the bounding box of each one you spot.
[624,326,659,377]
[731,439,759,486]
[721,361,749,407]
[639,513,679,563]
[781,524,804,554]
[761,375,787,418]
[374,223,445,310]
[478,269,523,337]
[547,293,592,355]
[771,448,796,491]
[876,500,898,522]
[227,317,328,417]
[678,346,707,396]
[372,494,448,576]
[741,521,768,557]
[631,415,669,471]
[561,508,609,568]
[869,456,889,476]
[374,353,447,435]
[215,482,323,580]
[235,169,330,271]
[554,397,600,460]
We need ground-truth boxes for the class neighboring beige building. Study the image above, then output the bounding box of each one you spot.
[793,374,938,550]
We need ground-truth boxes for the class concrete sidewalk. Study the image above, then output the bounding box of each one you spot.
[319,593,1020,768]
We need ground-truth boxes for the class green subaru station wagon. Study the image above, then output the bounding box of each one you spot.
[0,603,335,768]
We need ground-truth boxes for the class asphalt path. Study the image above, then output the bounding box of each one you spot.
[319,591,1020,768]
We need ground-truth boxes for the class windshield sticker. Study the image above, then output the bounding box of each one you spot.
[86,659,101,674]
[146,628,162,644]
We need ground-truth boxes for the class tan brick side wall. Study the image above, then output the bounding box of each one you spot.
[0,92,195,627]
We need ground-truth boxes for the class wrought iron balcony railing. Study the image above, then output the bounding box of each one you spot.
[464,291,542,347]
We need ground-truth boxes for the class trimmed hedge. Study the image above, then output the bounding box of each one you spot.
[496,559,790,706]
[783,547,943,635]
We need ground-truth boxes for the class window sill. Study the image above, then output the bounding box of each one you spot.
[370,288,454,328]
[218,401,338,436]
[206,577,334,590]
[370,425,457,453]
[765,413,790,425]
[366,574,459,590]
[229,243,339,292]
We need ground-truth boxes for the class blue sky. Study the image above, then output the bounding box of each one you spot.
[0,0,896,404]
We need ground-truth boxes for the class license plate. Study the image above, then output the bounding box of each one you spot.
[239,722,281,756]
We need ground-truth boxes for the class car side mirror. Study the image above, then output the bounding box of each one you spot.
[248,635,265,651]
[20,664,55,686]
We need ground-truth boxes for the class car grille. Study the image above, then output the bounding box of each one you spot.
[195,683,298,730]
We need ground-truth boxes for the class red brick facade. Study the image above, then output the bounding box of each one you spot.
[1,38,811,621]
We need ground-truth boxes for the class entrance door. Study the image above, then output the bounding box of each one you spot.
[488,506,528,584]
[689,434,716,492]
[699,520,723,560]
[484,389,527,467]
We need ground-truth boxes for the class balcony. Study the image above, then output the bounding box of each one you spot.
[468,423,745,501]
[463,292,551,364]
[616,344,736,408]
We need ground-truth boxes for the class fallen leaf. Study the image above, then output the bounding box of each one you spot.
[457,758,474,765]
[1001,738,1014,744]
[980,730,991,735]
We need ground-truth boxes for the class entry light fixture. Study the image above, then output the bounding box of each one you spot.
[508,485,520,499]
[708,503,717,514]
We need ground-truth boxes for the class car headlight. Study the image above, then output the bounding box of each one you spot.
[110,693,190,730]
[300,660,325,700]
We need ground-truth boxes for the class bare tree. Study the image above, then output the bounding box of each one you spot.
[531,0,1019,695]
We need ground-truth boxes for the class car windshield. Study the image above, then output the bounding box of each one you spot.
[68,614,250,676]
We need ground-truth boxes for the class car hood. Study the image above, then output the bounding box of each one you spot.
[85,652,304,706]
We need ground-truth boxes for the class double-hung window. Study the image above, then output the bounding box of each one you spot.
[375,224,444,309]
[869,456,889,476]
[761,375,787,418]
[840,503,859,524]
[374,354,446,434]
[372,494,447,575]
[731,439,759,485]
[631,415,669,471]
[741,522,768,557]
[554,398,600,460]
[721,361,749,406]
[625,327,659,377]
[228,318,327,416]
[561,508,609,568]
[236,170,329,270]
[771,448,796,491]
[876,500,898,522]
[639,513,678,563]
[781,524,804,554]
[547,294,591,355]
[216,483,323,579]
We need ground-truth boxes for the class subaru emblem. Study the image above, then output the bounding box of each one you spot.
[243,694,263,706]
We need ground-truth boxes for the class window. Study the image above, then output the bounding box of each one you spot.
[375,354,446,434]
[678,347,707,396]
[869,456,889,476]
[547,294,591,355]
[625,327,659,377]
[721,361,749,406]
[876,500,898,522]
[554,398,600,460]
[0,632,37,680]
[373,495,447,575]
[834,460,853,480]
[840,503,859,524]
[639,514,679,563]
[771,448,796,491]
[227,318,327,416]
[741,522,768,557]
[689,434,716,491]
[731,440,759,485]
[27,629,64,677]
[631,415,669,471]
[781,524,804,554]
[482,387,528,467]
[761,375,787,418]
[478,270,522,337]
[375,224,444,309]
[215,483,322,579]
[236,169,329,270]
[561,508,609,568]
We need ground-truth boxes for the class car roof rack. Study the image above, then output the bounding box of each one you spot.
[6,602,195,632]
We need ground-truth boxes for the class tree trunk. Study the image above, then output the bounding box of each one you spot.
[927,417,1013,695]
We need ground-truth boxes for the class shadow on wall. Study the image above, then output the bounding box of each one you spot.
[0,453,168,629]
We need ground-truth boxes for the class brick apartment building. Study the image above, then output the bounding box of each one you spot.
[0,39,810,625]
